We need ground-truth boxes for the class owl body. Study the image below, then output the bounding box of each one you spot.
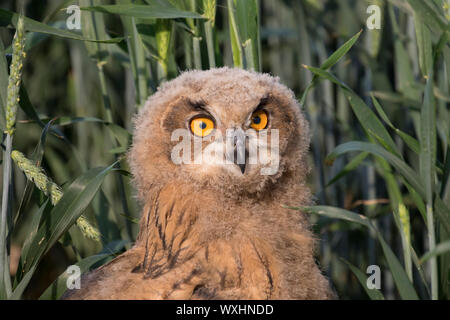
[62,68,334,300]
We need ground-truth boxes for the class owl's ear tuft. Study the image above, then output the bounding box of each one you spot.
[160,96,191,132]
[160,105,176,132]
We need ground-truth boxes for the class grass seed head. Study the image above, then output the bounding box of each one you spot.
[5,16,26,136]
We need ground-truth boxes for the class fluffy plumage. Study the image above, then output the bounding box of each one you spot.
[62,67,334,300]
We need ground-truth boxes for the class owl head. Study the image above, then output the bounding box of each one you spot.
[129,67,310,201]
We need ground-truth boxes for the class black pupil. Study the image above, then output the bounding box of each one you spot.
[199,121,207,130]
[253,116,261,124]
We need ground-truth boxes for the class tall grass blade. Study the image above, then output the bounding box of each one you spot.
[419,240,450,265]
[39,239,129,300]
[327,141,424,198]
[299,205,419,299]
[14,200,51,283]
[119,8,150,106]
[419,70,438,299]
[375,230,419,300]
[413,13,433,78]
[419,71,437,204]
[320,29,362,70]
[371,94,420,154]
[299,205,371,228]
[81,3,204,19]
[407,0,449,33]
[300,30,362,107]
[326,152,368,187]
[227,0,243,68]
[305,66,400,157]
[202,0,216,68]
[156,19,172,81]
[21,164,116,276]
[1,14,26,299]
[230,0,261,71]
[0,9,122,43]
[39,253,110,300]
[376,158,412,280]
[341,258,385,300]
[193,36,202,69]
[0,39,7,129]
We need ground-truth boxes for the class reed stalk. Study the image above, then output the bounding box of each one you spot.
[0,15,26,299]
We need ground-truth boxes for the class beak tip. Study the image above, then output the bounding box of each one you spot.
[238,163,246,174]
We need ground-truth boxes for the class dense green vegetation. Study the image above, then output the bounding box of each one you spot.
[0,0,448,299]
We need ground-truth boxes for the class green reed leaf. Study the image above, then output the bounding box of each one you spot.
[81,4,204,19]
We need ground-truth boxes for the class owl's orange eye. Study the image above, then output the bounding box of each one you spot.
[250,110,268,131]
[190,117,215,137]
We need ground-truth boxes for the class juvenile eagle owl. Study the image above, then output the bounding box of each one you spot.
[63,67,334,300]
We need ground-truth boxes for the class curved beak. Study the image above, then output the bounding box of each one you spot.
[232,128,247,174]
